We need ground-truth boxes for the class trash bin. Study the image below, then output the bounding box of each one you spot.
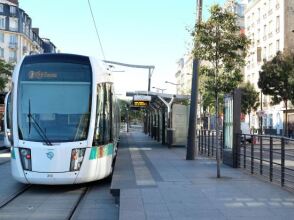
[167,128,175,148]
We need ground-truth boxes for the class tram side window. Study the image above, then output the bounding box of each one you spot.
[104,84,112,143]
[93,83,112,145]
[6,93,12,129]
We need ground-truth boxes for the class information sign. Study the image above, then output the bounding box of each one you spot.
[133,101,149,107]
[133,95,151,102]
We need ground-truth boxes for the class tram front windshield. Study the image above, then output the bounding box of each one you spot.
[17,56,92,142]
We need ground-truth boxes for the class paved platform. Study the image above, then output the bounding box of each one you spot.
[111,130,294,220]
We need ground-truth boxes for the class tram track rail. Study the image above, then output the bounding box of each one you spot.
[67,186,90,220]
[0,184,32,209]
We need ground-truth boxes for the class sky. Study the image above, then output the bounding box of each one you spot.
[19,0,225,98]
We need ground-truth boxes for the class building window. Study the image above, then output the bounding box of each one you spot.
[9,50,16,62]
[0,4,3,13]
[263,47,267,60]
[269,114,273,128]
[0,47,4,58]
[268,20,273,37]
[0,32,3,43]
[9,17,18,31]
[269,43,273,58]
[276,39,280,52]
[9,34,17,43]
[263,25,267,40]
[10,6,16,15]
[276,16,280,33]
[9,34,17,49]
[257,47,262,62]
[263,115,267,128]
[25,25,29,36]
[9,50,16,58]
[0,16,5,29]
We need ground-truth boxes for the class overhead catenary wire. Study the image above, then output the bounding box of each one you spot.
[87,0,106,60]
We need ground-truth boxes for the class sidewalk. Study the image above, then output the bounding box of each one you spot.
[111,130,294,220]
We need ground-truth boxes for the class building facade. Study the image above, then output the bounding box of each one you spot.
[224,0,248,29]
[175,54,193,95]
[0,0,56,65]
[244,0,294,134]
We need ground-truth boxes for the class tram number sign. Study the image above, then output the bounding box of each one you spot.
[133,101,149,107]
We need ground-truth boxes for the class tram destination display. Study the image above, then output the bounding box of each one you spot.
[132,95,151,108]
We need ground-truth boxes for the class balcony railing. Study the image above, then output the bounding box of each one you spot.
[9,42,17,49]
[9,27,18,32]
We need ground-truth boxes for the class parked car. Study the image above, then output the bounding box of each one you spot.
[241,122,252,143]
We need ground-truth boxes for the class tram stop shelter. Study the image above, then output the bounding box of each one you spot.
[126,91,190,147]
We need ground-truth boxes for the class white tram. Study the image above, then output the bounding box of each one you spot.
[10,53,120,184]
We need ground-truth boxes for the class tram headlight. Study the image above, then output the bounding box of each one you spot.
[70,148,86,171]
[7,130,11,139]
[19,148,32,171]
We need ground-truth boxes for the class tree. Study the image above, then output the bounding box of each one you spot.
[193,4,250,177]
[0,59,14,91]
[258,51,294,136]
[239,82,260,128]
[118,99,129,122]
[118,99,145,124]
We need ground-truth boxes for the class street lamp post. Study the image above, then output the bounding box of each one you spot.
[103,60,155,92]
[165,81,180,94]
[152,86,166,93]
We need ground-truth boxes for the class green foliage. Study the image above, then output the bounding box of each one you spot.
[258,51,294,136]
[258,51,294,105]
[194,5,249,95]
[0,59,14,92]
[118,99,129,122]
[176,99,190,106]
[239,82,260,114]
[195,5,250,117]
[118,99,144,123]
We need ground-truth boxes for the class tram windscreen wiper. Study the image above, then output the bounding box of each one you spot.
[27,100,52,146]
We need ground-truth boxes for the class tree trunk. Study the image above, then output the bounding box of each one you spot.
[214,24,220,178]
[248,111,251,132]
[215,91,221,178]
[285,100,288,137]
[208,107,211,130]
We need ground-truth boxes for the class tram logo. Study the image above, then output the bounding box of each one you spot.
[46,151,54,160]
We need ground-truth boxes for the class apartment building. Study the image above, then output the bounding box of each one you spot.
[0,0,56,64]
[175,54,193,95]
[224,0,248,28]
[244,0,294,134]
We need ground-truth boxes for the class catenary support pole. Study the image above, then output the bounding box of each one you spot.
[186,0,203,160]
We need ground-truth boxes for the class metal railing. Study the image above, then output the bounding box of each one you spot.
[238,134,294,191]
[198,129,223,159]
[198,130,294,191]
